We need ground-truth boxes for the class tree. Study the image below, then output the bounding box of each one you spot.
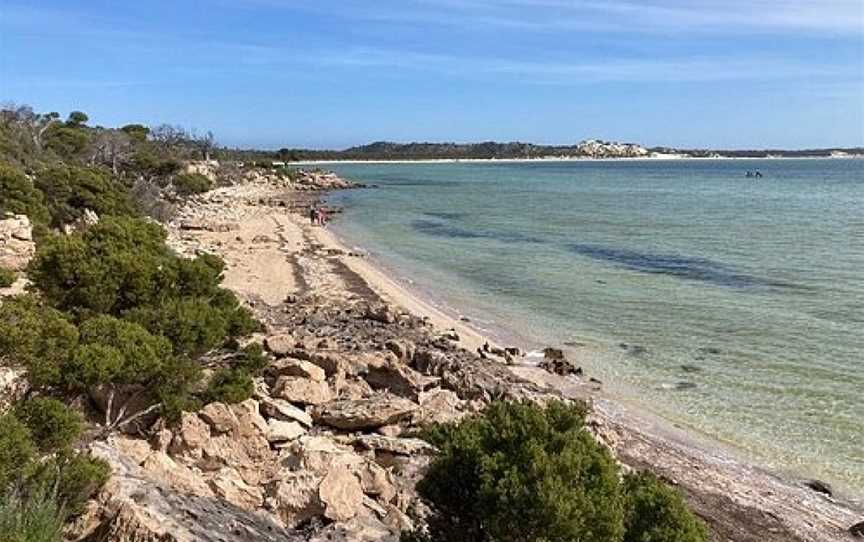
[191,130,216,161]
[120,124,150,143]
[66,111,89,127]
[89,130,132,174]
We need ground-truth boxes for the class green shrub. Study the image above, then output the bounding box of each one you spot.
[0,162,51,225]
[413,400,623,542]
[236,343,269,373]
[49,452,109,516]
[34,165,135,227]
[13,398,82,454]
[28,216,172,316]
[0,295,79,387]
[205,368,254,404]
[172,173,212,196]
[408,401,707,542]
[0,268,16,288]
[42,124,90,160]
[125,297,230,356]
[0,487,64,542]
[0,414,35,489]
[623,472,707,542]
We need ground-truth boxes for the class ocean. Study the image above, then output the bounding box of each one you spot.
[322,158,863,497]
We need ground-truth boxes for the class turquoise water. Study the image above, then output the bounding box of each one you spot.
[323,159,864,496]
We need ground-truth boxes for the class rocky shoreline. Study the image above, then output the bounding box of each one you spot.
[38,166,861,541]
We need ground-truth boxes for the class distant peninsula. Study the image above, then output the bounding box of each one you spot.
[229,139,864,162]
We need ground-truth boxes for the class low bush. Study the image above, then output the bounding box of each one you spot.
[623,472,708,542]
[0,268,16,288]
[0,414,35,489]
[13,398,82,454]
[205,368,254,404]
[407,401,707,542]
[172,172,212,196]
[0,295,79,387]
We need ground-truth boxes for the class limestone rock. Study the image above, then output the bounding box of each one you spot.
[384,340,415,363]
[0,214,35,271]
[339,434,436,456]
[283,436,365,473]
[313,395,419,431]
[83,442,298,542]
[141,452,213,496]
[268,472,324,528]
[274,376,332,405]
[414,388,467,425]
[267,419,307,444]
[266,333,296,356]
[260,396,313,427]
[319,467,364,522]
[208,467,264,511]
[363,303,396,324]
[274,359,326,382]
[357,462,397,503]
[169,412,211,459]
[199,402,240,434]
[230,398,269,439]
[364,355,438,399]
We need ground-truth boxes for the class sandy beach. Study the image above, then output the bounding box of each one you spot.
[165,175,863,542]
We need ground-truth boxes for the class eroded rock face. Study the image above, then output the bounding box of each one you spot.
[312,395,419,431]
[82,442,300,542]
[0,214,34,271]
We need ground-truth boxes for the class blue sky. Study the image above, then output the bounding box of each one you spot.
[1,1,862,149]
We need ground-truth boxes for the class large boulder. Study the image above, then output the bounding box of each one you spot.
[364,355,438,400]
[312,395,419,431]
[266,419,307,444]
[283,436,365,473]
[273,359,326,382]
[199,402,240,434]
[260,396,313,427]
[267,472,325,528]
[208,467,264,511]
[319,467,364,522]
[274,376,332,405]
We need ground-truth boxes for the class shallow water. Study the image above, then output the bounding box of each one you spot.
[323,159,864,497]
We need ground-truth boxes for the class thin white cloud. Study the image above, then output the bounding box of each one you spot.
[280,46,857,84]
[247,0,864,35]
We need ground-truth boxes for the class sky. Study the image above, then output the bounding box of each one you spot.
[1,1,863,149]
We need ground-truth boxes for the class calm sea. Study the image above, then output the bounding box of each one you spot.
[323,159,863,497]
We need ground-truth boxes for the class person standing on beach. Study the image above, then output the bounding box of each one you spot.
[318,207,328,227]
[309,205,318,225]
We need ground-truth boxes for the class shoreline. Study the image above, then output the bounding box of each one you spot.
[326,221,864,502]
[289,155,864,165]
[167,175,863,541]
